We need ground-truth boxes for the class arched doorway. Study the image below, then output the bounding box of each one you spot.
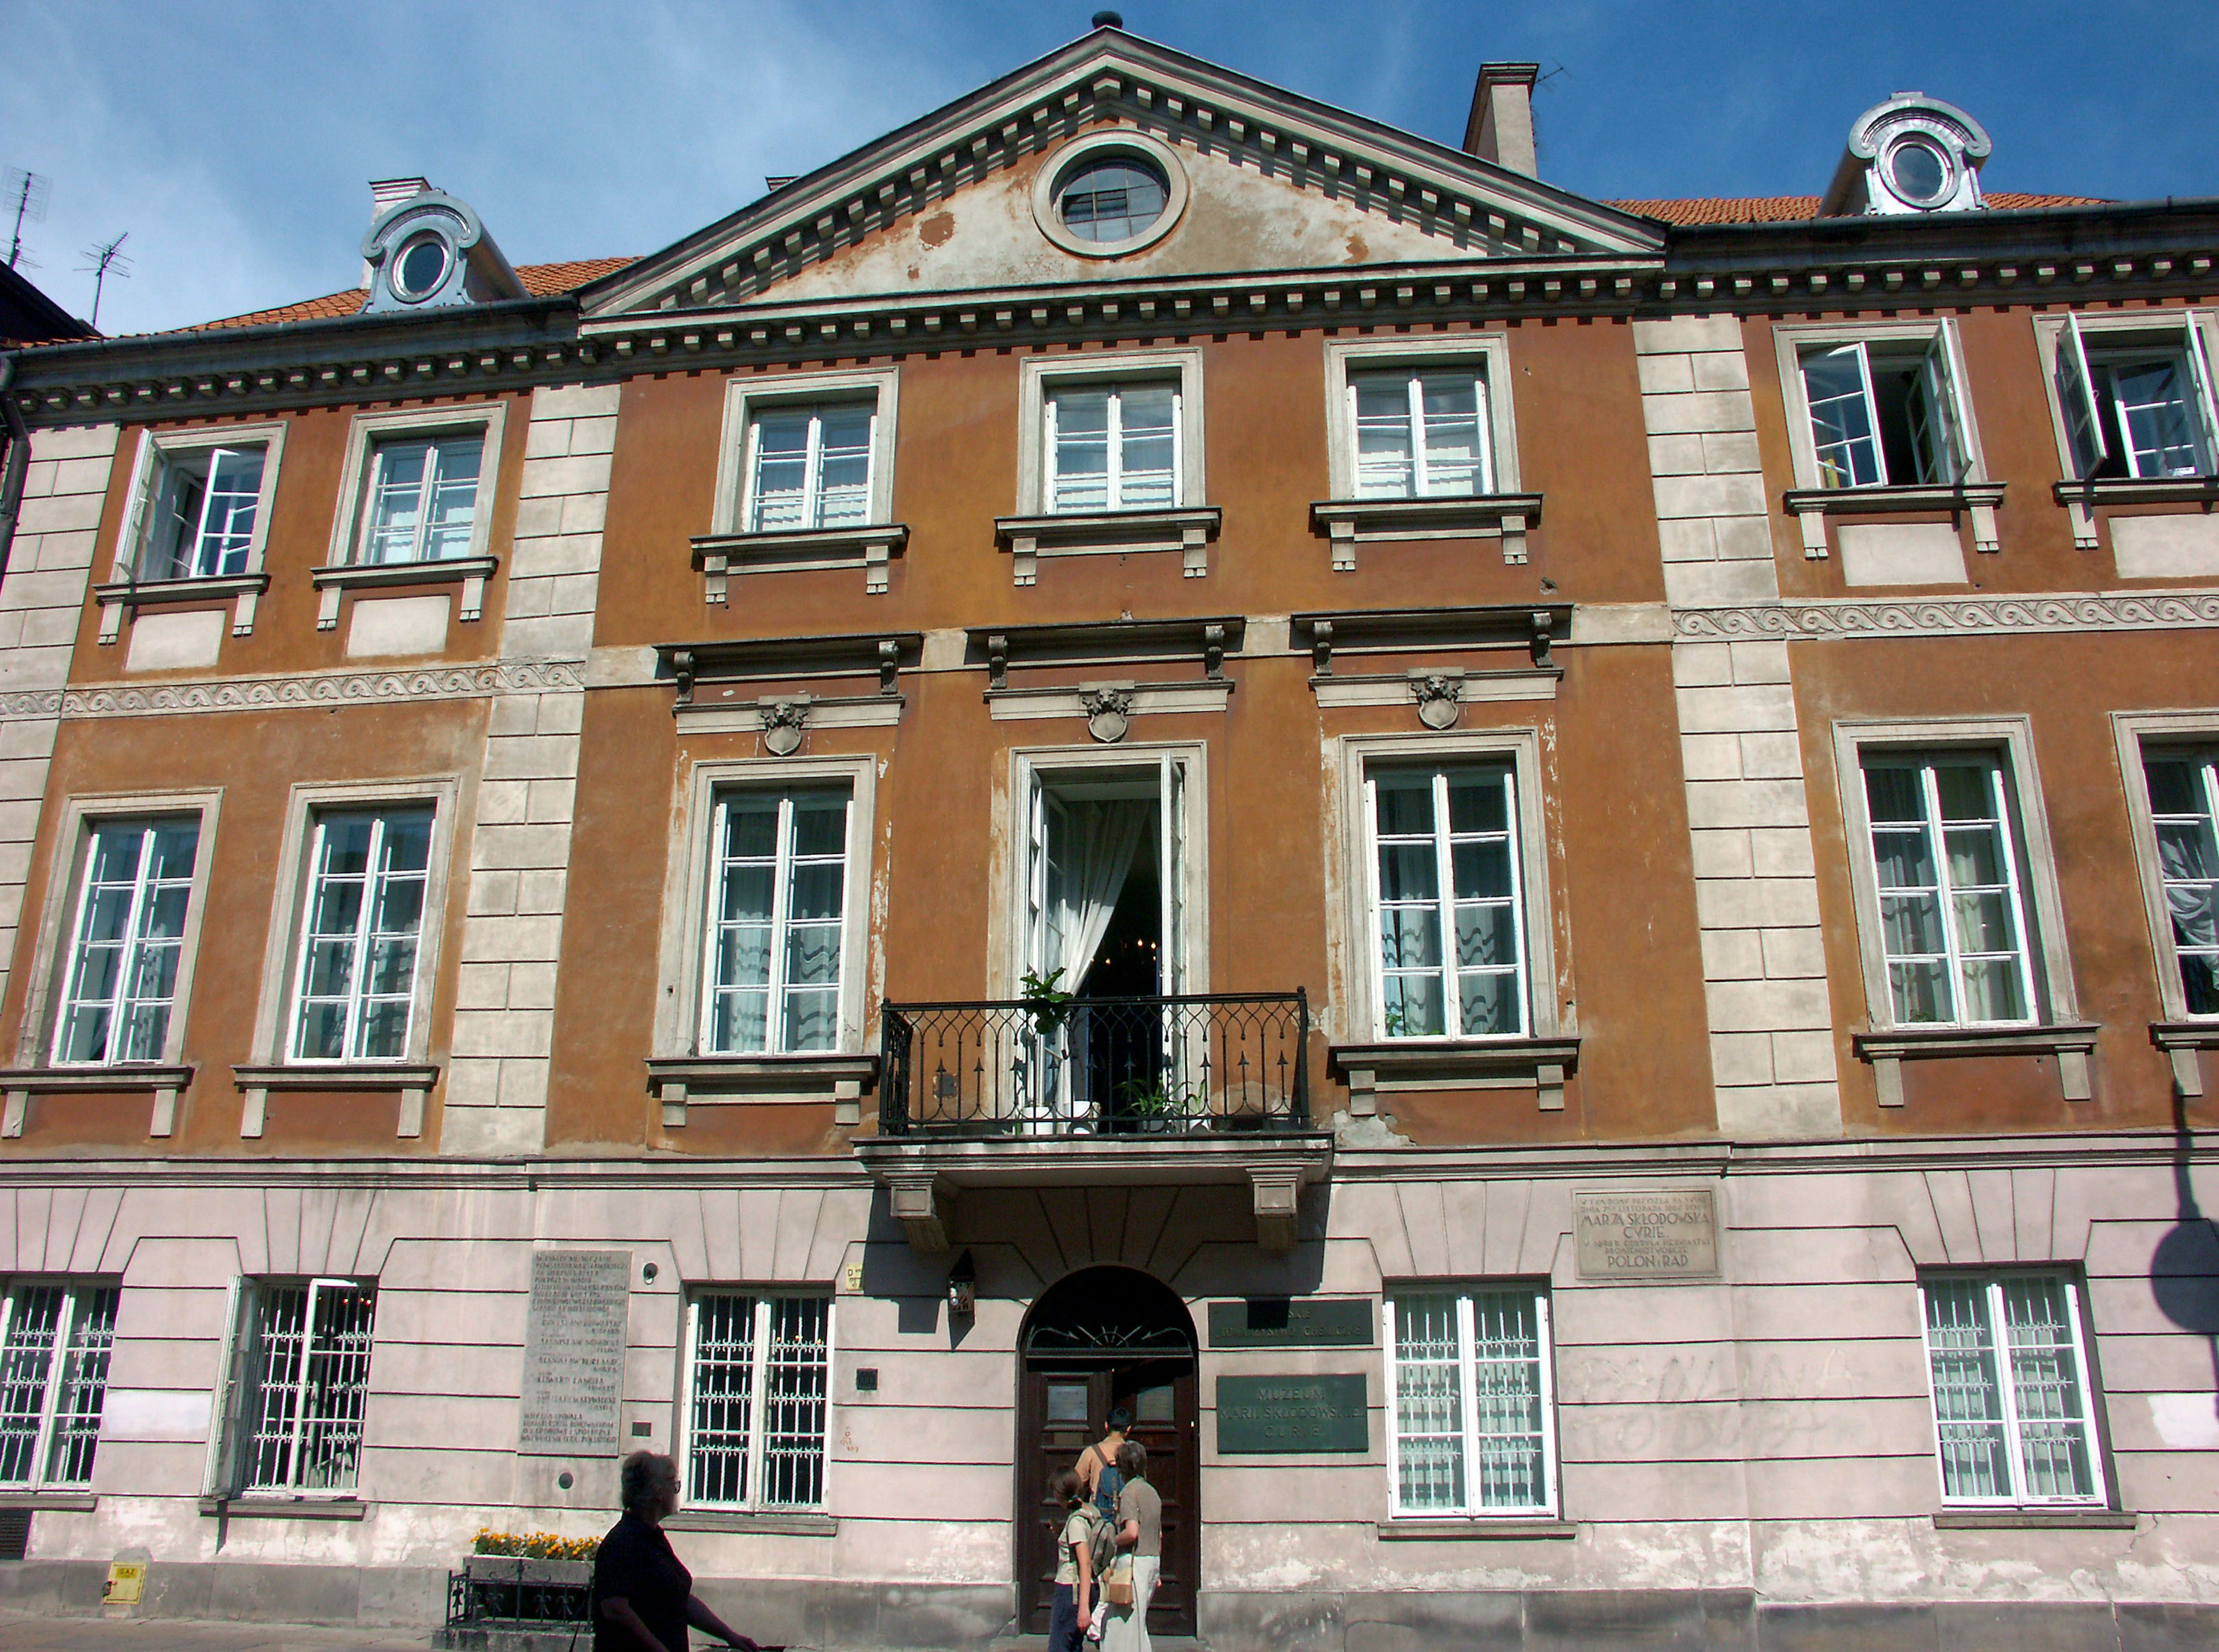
[1015,1266,1200,1636]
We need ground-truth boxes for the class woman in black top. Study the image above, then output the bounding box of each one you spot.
[593,1451,759,1652]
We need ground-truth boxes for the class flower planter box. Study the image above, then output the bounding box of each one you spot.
[464,1555,594,1587]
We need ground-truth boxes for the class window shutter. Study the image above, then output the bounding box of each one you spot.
[202,1276,249,1497]
[2055,315,2107,478]
[2180,311,2219,473]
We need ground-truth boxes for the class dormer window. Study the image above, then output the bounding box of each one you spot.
[1884,137,1953,207]
[1820,94,1990,217]
[359,187,524,313]
[392,233,452,302]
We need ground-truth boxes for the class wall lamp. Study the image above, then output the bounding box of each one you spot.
[947,1250,977,1320]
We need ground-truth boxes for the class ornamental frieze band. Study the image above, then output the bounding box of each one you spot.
[1672,591,2219,641]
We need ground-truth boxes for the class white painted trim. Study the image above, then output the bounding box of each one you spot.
[676,1288,833,1514]
[1322,333,1520,499]
[111,420,290,583]
[710,367,900,537]
[2111,708,2219,1022]
[324,402,510,570]
[1772,317,1991,492]
[1029,127,1191,261]
[2033,309,2219,491]
[1015,347,1205,515]
[1382,1285,1559,1520]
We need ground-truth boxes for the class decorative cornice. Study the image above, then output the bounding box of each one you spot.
[53,659,584,719]
[1672,591,2219,641]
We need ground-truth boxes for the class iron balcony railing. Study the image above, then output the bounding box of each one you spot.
[880,990,1309,1137]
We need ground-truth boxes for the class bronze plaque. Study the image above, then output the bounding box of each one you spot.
[1573,1188,1719,1280]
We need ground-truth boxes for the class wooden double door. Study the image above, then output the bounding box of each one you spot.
[1017,1358,1199,1636]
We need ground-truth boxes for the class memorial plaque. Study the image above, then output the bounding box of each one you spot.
[1209,1297,1373,1349]
[1216,1374,1368,1454]
[1574,1187,1719,1280]
[518,1249,631,1453]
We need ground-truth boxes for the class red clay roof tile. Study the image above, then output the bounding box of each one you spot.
[186,256,636,332]
[1608,193,2105,224]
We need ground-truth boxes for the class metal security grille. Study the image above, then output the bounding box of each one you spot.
[1387,1289,1555,1518]
[0,1283,118,1489]
[1921,1273,2102,1505]
[684,1294,829,1510]
[241,1280,376,1494]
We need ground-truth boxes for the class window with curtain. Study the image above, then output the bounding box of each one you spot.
[0,1282,118,1490]
[1860,753,2038,1027]
[684,1293,830,1509]
[1387,1288,1554,1518]
[2144,749,2219,1015]
[233,1279,377,1495]
[744,401,875,532]
[357,433,483,564]
[1046,381,1179,511]
[1368,763,1527,1040]
[288,808,433,1063]
[1798,335,1972,489]
[1921,1272,2105,1506]
[1350,367,1492,498]
[53,817,199,1066]
[142,446,266,580]
[702,788,851,1055]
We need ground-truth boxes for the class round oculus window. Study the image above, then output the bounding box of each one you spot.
[394,232,451,300]
[1056,155,1170,244]
[1886,138,1952,207]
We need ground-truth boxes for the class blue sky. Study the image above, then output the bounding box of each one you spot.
[5,0,2216,337]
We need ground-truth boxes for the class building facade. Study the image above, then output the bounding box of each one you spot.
[0,27,2214,1650]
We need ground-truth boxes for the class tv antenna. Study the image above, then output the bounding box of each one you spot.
[4,167,50,269]
[79,232,131,329]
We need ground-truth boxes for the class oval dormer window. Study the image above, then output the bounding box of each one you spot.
[393,232,452,301]
[1886,138,1952,207]
[1058,157,1168,244]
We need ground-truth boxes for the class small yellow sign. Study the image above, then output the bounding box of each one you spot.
[103,1561,146,1605]
[843,1261,864,1292]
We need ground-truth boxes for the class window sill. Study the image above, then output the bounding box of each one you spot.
[646,1054,879,1128]
[232,1062,440,1142]
[691,525,908,600]
[2,1064,195,1141]
[92,573,270,643]
[1851,1023,2098,1108]
[198,1495,367,1520]
[661,1510,836,1536]
[993,507,1222,585]
[2050,477,2219,551]
[309,555,498,628]
[1783,482,2006,558]
[2151,1020,2219,1099]
[0,1491,95,1512]
[1932,1508,2136,1531]
[1376,1518,1574,1540]
[1329,1037,1580,1113]
[1310,493,1543,570]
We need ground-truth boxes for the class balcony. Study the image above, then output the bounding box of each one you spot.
[859,992,1331,1252]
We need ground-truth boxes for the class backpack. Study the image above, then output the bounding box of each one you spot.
[1084,1501,1119,1580]
[1093,1458,1125,1526]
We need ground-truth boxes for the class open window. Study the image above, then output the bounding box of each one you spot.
[2053,311,2219,482]
[1797,332,1975,489]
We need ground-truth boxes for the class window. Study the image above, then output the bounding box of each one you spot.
[1350,367,1493,498]
[142,446,266,579]
[744,402,874,532]
[2054,312,2219,481]
[1797,334,1973,489]
[288,809,433,1063]
[1047,381,1179,512]
[0,1282,118,1490]
[222,1279,376,1496]
[1386,1287,1556,1519]
[682,1293,830,1510]
[2141,748,2219,1015]
[1030,131,1190,259]
[1367,764,1528,1040]
[357,434,483,565]
[1058,156,1170,244]
[1921,1272,2105,1507]
[1860,755,2036,1027]
[53,818,200,1066]
[702,788,851,1056]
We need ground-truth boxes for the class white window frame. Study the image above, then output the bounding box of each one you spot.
[2037,310,2219,482]
[112,421,287,585]
[49,816,205,1069]
[1773,318,1987,491]
[210,1276,377,1499]
[247,778,461,1069]
[1383,1284,1558,1520]
[325,403,507,569]
[16,790,221,1071]
[696,787,854,1057]
[710,369,899,536]
[284,807,439,1065]
[1330,730,1560,1045]
[2113,711,2219,1021]
[655,756,877,1061]
[1323,334,1522,500]
[1016,348,1205,517]
[676,1290,833,1513]
[1918,1270,2108,1509]
[0,1279,120,1491]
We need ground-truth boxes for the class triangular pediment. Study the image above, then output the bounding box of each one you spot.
[582,31,1663,318]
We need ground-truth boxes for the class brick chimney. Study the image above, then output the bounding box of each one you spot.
[1463,64,1539,177]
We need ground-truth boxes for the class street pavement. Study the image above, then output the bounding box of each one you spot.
[0,1615,439,1650]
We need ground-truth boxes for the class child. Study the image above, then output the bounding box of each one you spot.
[1046,1468,1104,1652]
